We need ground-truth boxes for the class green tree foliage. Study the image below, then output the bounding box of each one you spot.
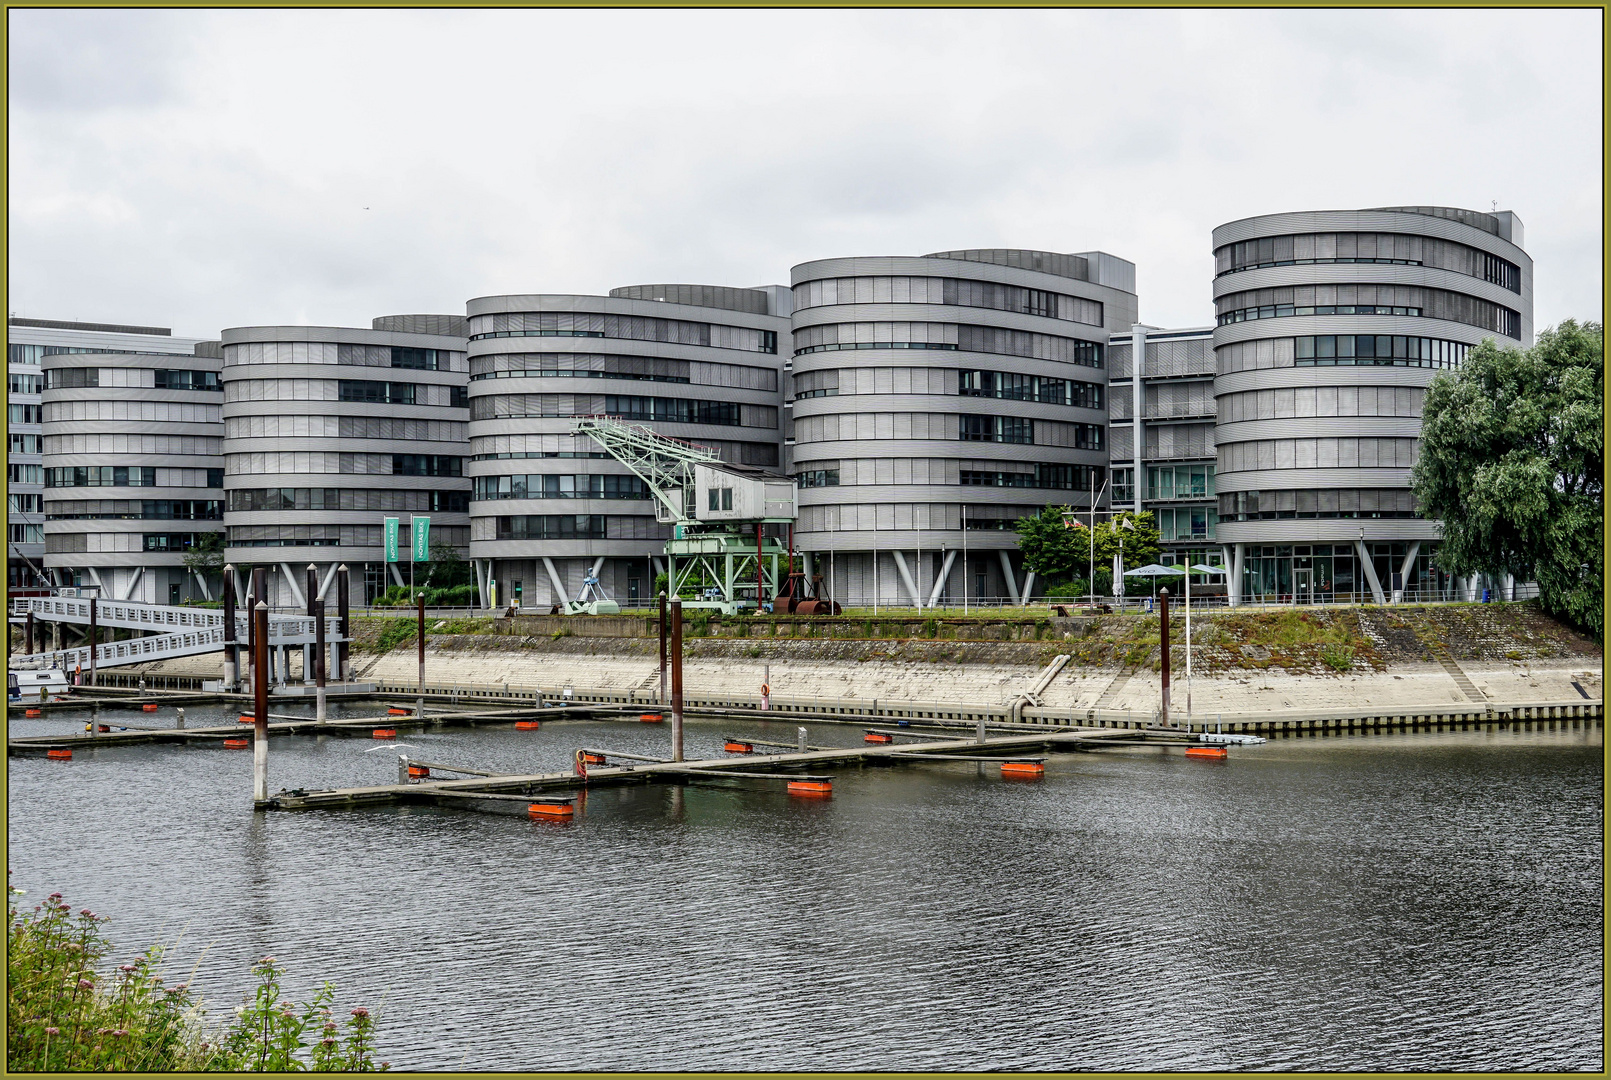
[1016,506,1162,595]
[180,532,225,582]
[421,543,472,589]
[1412,320,1603,639]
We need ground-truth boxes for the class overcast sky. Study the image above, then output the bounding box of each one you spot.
[8,7,1602,340]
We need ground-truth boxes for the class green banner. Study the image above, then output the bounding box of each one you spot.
[383,517,399,562]
[412,516,431,562]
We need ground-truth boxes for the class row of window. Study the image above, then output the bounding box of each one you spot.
[42,400,222,424]
[491,515,672,541]
[1218,436,1419,473]
[46,500,223,521]
[1217,488,1418,520]
[1294,335,1471,367]
[225,415,468,442]
[224,379,463,407]
[1217,384,1424,424]
[224,524,470,548]
[10,524,44,544]
[1217,284,1520,339]
[1219,303,1421,325]
[11,433,42,454]
[468,393,762,428]
[43,367,221,391]
[337,381,468,408]
[1214,231,1522,294]
[9,493,41,513]
[468,312,778,354]
[223,342,467,371]
[8,373,44,394]
[790,275,1103,325]
[471,475,650,501]
[469,353,778,392]
[791,463,1104,492]
[45,466,160,488]
[959,370,1103,409]
[9,404,42,424]
[392,455,463,477]
[41,434,222,458]
[225,488,470,513]
[959,464,1102,490]
[958,416,1103,448]
[794,323,1105,368]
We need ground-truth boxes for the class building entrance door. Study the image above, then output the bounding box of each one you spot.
[1293,568,1313,604]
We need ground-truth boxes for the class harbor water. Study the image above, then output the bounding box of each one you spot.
[6,703,1603,1070]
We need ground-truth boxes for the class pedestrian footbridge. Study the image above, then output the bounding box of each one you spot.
[9,597,343,674]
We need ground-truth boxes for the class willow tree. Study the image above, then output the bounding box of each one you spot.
[1411,319,1603,639]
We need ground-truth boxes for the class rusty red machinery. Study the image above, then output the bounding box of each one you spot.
[772,570,842,616]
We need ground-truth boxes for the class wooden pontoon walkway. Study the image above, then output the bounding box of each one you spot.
[267,727,1165,811]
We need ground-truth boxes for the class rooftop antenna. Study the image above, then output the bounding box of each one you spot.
[1491,199,1498,212]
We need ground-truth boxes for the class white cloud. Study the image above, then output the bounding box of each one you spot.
[7,7,1601,336]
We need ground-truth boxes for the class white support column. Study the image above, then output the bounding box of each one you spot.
[473,559,489,609]
[387,562,406,589]
[87,567,106,595]
[121,565,145,601]
[193,569,213,602]
[1503,573,1515,601]
[1019,570,1037,607]
[890,550,923,610]
[280,563,307,611]
[1355,540,1386,604]
[542,557,568,606]
[316,562,339,601]
[997,550,1018,606]
[1393,541,1421,603]
[1229,543,1244,606]
[1132,323,1146,516]
[927,549,956,607]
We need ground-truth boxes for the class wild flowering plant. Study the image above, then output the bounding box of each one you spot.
[6,884,386,1072]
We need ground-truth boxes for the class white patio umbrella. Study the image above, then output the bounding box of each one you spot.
[1123,562,1184,601]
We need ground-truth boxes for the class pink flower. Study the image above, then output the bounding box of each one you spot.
[77,979,94,990]
[44,1027,59,1036]
[350,1007,370,1018]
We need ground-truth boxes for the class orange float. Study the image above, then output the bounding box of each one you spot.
[222,738,249,749]
[1185,746,1228,760]
[528,801,575,818]
[580,752,608,765]
[639,713,664,723]
[24,709,41,717]
[514,720,541,730]
[372,728,397,740]
[238,715,255,724]
[1000,761,1045,777]
[141,703,160,712]
[787,780,832,796]
[407,765,431,778]
[864,733,894,744]
[46,749,72,760]
[387,707,411,716]
[723,741,754,753]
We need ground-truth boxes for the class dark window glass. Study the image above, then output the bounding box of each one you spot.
[339,380,416,405]
[391,347,440,371]
[392,455,461,477]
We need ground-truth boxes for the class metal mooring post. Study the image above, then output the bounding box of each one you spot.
[336,564,351,682]
[222,565,238,691]
[314,599,328,723]
[796,726,807,752]
[670,598,684,762]
[253,600,270,806]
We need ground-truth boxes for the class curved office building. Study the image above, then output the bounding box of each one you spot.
[1212,206,1532,603]
[40,345,225,603]
[789,249,1137,606]
[465,285,790,609]
[219,315,471,608]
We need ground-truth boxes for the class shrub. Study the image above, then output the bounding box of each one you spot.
[6,887,384,1072]
[1320,643,1355,672]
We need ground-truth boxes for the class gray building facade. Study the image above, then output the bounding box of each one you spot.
[1211,206,1532,604]
[788,249,1137,606]
[465,285,790,609]
[1107,324,1221,572]
[9,317,205,592]
[39,342,224,603]
[219,315,471,608]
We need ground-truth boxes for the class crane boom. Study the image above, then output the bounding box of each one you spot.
[573,416,720,525]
